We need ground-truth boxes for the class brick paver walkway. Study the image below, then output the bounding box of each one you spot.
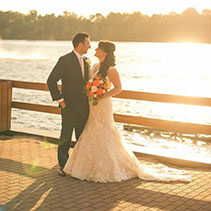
[0,136,210,211]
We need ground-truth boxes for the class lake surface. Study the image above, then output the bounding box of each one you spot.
[1,40,210,163]
[1,40,211,126]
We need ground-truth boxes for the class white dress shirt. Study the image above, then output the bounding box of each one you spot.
[73,50,84,78]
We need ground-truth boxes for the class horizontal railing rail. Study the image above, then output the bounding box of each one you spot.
[1,79,211,135]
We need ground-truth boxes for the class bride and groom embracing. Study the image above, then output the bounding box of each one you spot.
[47,32,191,183]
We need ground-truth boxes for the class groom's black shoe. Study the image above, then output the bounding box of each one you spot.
[58,167,66,177]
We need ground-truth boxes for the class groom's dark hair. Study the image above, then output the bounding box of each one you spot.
[72,33,89,48]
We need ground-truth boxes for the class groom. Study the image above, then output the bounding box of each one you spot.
[47,32,91,176]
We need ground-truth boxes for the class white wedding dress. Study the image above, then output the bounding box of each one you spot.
[63,68,191,183]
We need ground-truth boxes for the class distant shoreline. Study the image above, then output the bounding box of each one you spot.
[1,9,210,43]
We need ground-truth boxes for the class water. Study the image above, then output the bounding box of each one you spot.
[0,40,211,163]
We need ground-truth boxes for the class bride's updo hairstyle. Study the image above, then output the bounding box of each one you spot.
[98,41,116,78]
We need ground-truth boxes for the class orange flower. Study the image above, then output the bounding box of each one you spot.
[97,88,104,96]
[93,80,101,87]
[94,76,100,80]
[89,91,94,97]
[103,83,107,89]
[86,82,92,90]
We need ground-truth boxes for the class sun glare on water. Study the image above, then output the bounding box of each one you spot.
[146,42,211,98]
[130,132,211,164]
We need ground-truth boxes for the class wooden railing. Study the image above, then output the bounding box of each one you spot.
[1,79,211,135]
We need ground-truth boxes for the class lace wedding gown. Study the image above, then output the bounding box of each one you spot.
[63,69,191,183]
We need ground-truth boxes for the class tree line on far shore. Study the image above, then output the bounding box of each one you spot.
[0,8,211,43]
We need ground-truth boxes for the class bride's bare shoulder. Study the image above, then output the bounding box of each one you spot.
[107,66,118,74]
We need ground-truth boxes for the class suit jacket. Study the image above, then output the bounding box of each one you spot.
[47,51,89,109]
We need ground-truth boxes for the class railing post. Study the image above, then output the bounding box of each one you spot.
[0,81,12,132]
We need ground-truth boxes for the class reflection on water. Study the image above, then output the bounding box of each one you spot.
[134,134,211,164]
[122,127,211,164]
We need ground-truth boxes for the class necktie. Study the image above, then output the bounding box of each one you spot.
[79,56,84,78]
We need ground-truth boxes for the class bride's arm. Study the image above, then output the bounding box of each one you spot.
[101,67,122,99]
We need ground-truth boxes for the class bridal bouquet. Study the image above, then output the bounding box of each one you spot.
[85,75,109,106]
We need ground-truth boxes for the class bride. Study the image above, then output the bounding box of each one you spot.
[63,41,191,183]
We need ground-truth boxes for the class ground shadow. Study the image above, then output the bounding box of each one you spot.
[1,157,210,211]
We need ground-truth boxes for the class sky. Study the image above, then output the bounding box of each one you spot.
[1,0,211,17]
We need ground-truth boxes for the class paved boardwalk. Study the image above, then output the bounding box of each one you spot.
[0,136,210,211]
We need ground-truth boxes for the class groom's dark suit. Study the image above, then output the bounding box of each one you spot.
[47,51,89,168]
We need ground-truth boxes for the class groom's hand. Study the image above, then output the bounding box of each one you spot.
[59,100,66,109]
[57,99,66,109]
